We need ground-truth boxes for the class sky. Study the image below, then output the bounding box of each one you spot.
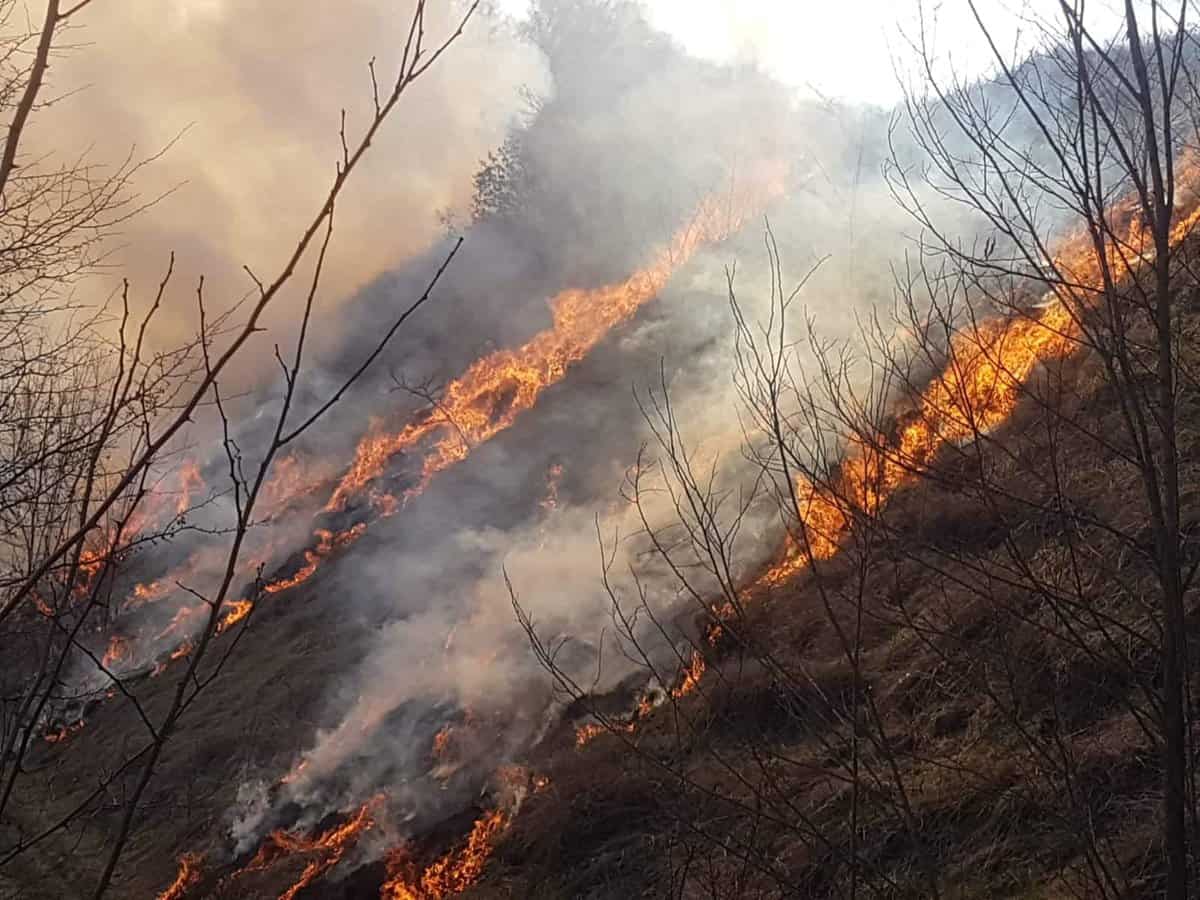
[495,0,1130,106]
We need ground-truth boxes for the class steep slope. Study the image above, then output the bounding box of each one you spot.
[469,236,1200,898]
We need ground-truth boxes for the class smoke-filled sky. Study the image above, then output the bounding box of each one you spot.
[498,0,1130,105]
[35,0,1132,369]
[38,1,545,357]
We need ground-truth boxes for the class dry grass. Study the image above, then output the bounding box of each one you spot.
[475,286,1200,898]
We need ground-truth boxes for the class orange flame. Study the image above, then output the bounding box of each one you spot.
[84,172,783,689]
[574,721,607,747]
[263,524,367,595]
[381,808,508,899]
[155,605,204,643]
[241,800,378,900]
[157,853,202,900]
[279,759,309,786]
[432,725,453,761]
[574,690,661,748]
[101,634,130,669]
[44,719,84,744]
[671,650,706,699]
[757,300,1078,587]
[260,453,330,518]
[754,156,1200,588]
[327,174,785,514]
[127,578,172,612]
[175,460,205,516]
[217,599,254,633]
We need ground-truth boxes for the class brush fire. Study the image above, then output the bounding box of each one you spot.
[16,6,1200,896]
[52,152,1200,898]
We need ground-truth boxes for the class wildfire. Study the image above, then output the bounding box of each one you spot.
[44,719,84,744]
[76,544,110,595]
[242,799,378,900]
[575,688,663,747]
[101,634,130,668]
[157,853,202,900]
[327,172,785,514]
[217,599,254,633]
[280,759,309,785]
[381,808,509,899]
[574,721,606,747]
[751,157,1200,589]
[432,724,453,761]
[175,460,205,516]
[671,650,706,699]
[152,638,195,676]
[263,524,367,595]
[754,300,1078,587]
[156,605,204,643]
[76,170,784,695]
[127,578,171,611]
[260,453,330,518]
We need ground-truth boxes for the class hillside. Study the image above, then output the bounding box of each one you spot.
[466,242,1200,897]
[4,3,1200,899]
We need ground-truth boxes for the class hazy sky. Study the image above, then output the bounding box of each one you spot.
[41,0,1134,362]
[496,0,1129,106]
[43,1,543,355]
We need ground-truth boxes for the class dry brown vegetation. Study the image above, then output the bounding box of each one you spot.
[490,251,1200,898]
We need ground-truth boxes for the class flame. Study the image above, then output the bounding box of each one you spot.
[753,156,1200,588]
[574,690,661,748]
[102,634,130,668]
[80,171,783,692]
[381,809,508,899]
[152,638,195,676]
[432,725,453,760]
[127,578,172,612]
[263,524,367,595]
[175,460,205,516]
[574,721,606,747]
[241,800,377,900]
[76,543,110,594]
[671,650,706,699]
[260,453,330,518]
[157,853,202,900]
[756,302,1078,586]
[217,599,254,633]
[280,759,308,785]
[155,605,204,643]
[327,173,785,514]
[44,719,85,744]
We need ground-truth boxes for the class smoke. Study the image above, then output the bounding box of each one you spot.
[222,92,992,863]
[37,0,546,362]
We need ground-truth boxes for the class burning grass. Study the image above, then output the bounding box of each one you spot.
[156,853,202,900]
[326,169,786,514]
[381,808,509,899]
